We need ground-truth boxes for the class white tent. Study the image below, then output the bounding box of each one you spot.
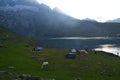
[71,48,77,53]
[79,50,88,54]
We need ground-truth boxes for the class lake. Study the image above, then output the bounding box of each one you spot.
[39,37,120,56]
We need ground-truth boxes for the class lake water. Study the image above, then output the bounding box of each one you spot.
[39,37,120,56]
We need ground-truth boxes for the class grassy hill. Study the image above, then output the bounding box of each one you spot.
[0,25,120,80]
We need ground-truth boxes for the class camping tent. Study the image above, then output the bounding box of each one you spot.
[79,50,88,54]
[71,48,77,53]
[66,53,76,59]
[34,47,43,51]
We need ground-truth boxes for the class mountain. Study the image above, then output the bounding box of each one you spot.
[82,18,97,22]
[0,0,38,7]
[107,18,120,23]
[0,0,120,38]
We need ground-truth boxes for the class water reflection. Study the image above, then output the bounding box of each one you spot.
[39,37,120,56]
[94,44,120,56]
[50,37,120,40]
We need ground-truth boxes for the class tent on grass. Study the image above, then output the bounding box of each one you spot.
[33,47,43,51]
[65,53,76,59]
[79,50,88,54]
[71,48,77,53]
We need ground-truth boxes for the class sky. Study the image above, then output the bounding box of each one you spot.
[36,0,120,22]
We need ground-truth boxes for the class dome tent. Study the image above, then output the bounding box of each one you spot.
[34,47,43,51]
[65,53,76,59]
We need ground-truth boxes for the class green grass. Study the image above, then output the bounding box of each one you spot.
[0,25,120,80]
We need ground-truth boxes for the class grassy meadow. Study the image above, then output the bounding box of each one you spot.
[0,26,120,80]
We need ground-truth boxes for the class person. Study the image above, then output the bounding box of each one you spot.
[117,52,119,56]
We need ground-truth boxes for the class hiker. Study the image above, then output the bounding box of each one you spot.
[0,44,4,48]
[117,52,119,56]
[94,51,97,54]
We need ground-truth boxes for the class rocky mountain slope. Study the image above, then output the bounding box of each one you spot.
[0,0,120,38]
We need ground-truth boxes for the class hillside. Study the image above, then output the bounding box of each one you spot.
[0,25,120,80]
[0,25,41,79]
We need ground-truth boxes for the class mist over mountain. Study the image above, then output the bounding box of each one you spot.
[107,18,120,23]
[0,0,120,38]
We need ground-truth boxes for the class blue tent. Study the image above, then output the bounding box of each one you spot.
[34,47,43,51]
[65,53,76,59]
